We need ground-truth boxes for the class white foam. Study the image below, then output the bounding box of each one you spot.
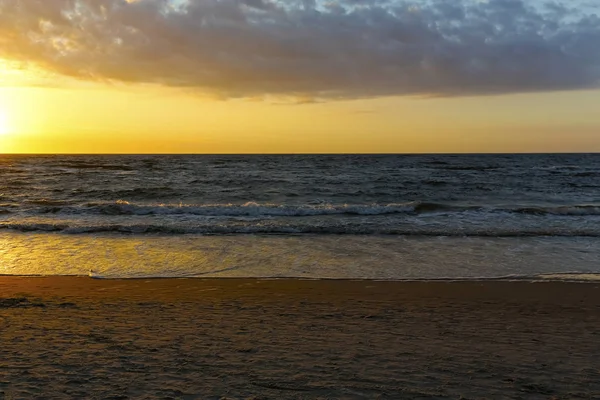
[536,273,600,282]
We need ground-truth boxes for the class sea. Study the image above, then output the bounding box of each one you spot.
[1,154,599,281]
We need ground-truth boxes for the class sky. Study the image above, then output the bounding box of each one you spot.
[0,0,599,153]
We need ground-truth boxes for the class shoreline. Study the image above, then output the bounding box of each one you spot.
[2,273,600,281]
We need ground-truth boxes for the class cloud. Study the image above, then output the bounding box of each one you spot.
[0,0,599,99]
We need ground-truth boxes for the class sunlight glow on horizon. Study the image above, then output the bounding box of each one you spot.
[0,110,9,136]
[0,72,599,154]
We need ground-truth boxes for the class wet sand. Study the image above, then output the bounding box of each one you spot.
[1,277,599,399]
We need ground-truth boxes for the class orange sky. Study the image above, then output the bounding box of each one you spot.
[0,0,599,153]
[1,78,598,153]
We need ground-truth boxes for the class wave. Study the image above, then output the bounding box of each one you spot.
[26,199,74,206]
[441,166,500,171]
[7,272,600,283]
[1,221,599,236]
[85,201,420,216]
[55,163,134,171]
[19,200,600,217]
[514,205,600,216]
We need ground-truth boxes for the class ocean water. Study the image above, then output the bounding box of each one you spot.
[1,154,599,280]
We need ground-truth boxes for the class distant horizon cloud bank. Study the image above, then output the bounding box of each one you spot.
[1,0,599,100]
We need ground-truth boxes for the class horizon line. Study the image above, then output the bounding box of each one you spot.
[2,152,600,156]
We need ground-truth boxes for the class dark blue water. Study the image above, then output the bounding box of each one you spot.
[1,154,599,279]
[1,154,599,236]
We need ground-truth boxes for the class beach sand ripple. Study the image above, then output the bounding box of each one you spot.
[1,278,599,399]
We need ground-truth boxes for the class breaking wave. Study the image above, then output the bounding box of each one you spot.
[20,200,600,217]
[15,271,600,283]
[87,201,419,216]
[1,221,599,236]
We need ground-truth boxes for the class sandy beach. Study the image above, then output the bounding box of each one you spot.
[1,277,599,399]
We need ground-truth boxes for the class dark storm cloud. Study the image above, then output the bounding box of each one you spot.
[0,0,599,99]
